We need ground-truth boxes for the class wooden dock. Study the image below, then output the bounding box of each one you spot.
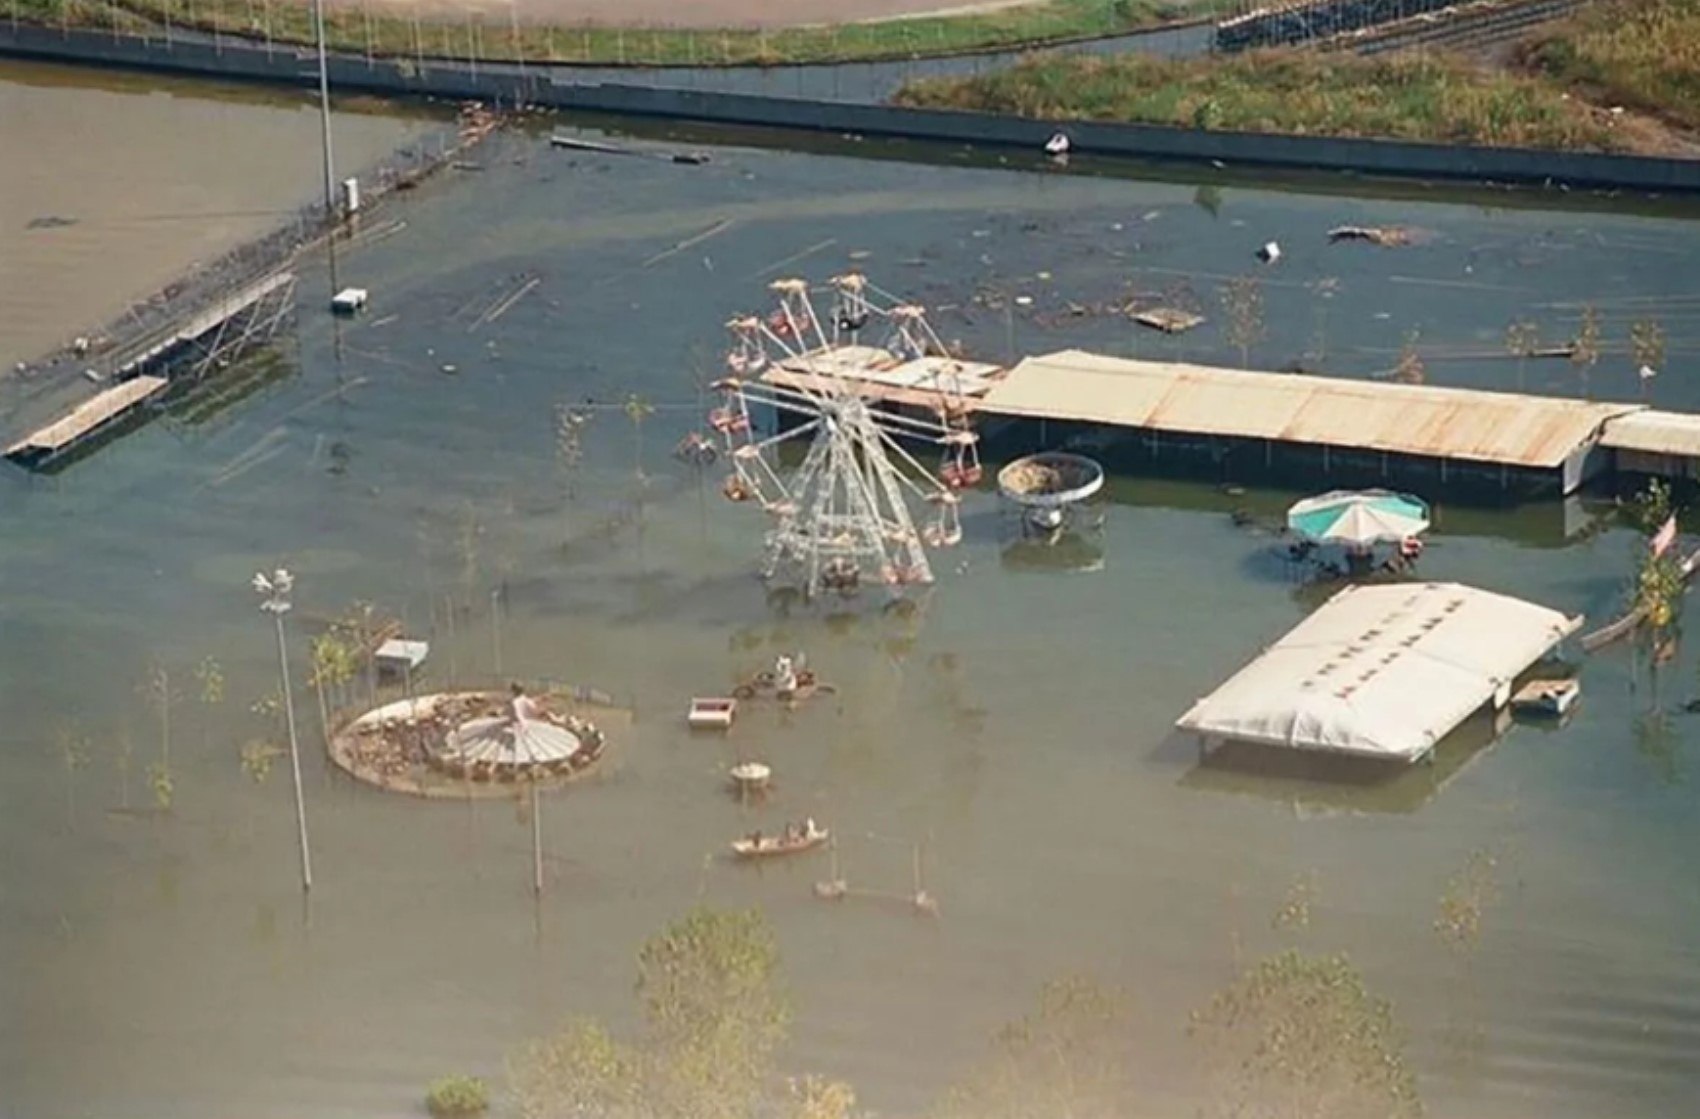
[3,375,169,469]
[4,269,297,473]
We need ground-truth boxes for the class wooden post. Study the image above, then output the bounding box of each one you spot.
[531,781,544,895]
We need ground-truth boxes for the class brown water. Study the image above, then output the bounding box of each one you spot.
[2,82,1700,1119]
[0,60,426,369]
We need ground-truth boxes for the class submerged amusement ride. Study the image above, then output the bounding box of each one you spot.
[706,274,985,600]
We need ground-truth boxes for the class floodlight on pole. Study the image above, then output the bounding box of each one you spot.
[254,568,314,892]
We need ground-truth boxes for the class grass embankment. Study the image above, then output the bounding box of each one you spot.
[13,0,1218,67]
[893,49,1634,152]
[1517,0,1700,134]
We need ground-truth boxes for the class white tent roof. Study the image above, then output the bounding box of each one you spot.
[1176,583,1582,761]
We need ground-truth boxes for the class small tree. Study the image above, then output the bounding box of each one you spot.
[194,656,225,752]
[936,976,1131,1119]
[1435,849,1498,960]
[1220,275,1265,368]
[146,761,175,812]
[55,723,92,831]
[1393,329,1427,385]
[511,907,816,1119]
[310,630,359,744]
[142,663,176,770]
[625,394,656,482]
[1630,317,1666,401]
[1631,480,1684,647]
[113,731,134,811]
[1570,304,1601,398]
[1505,319,1539,392]
[1192,950,1421,1119]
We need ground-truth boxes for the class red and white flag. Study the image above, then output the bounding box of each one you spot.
[1650,515,1678,558]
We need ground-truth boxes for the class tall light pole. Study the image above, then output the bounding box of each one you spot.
[312,0,337,222]
[254,568,314,892]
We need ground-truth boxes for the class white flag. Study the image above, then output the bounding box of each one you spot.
[1650,515,1677,558]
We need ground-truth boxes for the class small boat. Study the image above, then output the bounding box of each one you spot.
[1510,678,1580,717]
[731,821,828,859]
[688,697,737,730]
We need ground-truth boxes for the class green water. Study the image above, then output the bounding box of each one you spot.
[2,108,1699,1119]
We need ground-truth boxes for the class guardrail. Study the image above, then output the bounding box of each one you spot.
[5,22,1698,197]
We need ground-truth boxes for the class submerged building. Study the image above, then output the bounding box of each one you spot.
[1175,582,1582,764]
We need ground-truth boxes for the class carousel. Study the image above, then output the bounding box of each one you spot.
[328,686,613,798]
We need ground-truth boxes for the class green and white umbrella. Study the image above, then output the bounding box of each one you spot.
[1287,489,1430,546]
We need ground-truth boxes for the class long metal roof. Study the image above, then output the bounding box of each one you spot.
[1176,582,1583,761]
[980,350,1642,468]
[1598,410,1700,457]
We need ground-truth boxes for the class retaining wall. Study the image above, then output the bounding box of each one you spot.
[5,23,1699,194]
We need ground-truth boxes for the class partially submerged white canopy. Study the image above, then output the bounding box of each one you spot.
[1177,582,1582,761]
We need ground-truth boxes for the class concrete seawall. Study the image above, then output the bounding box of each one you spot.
[5,23,1699,194]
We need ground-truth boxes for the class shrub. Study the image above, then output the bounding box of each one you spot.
[426,1074,489,1118]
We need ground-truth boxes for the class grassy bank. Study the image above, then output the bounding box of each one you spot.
[892,49,1635,152]
[1517,0,1700,134]
[13,0,1216,67]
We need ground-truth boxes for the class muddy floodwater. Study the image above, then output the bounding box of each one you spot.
[0,61,428,369]
[2,79,1700,1119]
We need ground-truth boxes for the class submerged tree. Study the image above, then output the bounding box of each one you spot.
[1570,304,1602,398]
[141,663,176,771]
[1220,275,1265,369]
[1630,317,1666,401]
[510,907,847,1119]
[1629,480,1684,653]
[55,722,92,831]
[1392,329,1427,386]
[1191,950,1421,1119]
[194,656,225,752]
[1434,849,1499,960]
[112,731,134,812]
[625,394,656,482]
[935,976,1132,1119]
[1504,319,1539,392]
[310,631,359,747]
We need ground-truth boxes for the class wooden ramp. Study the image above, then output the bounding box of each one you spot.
[4,375,170,466]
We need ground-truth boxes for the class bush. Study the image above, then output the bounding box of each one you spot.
[425,1075,489,1118]
[1517,0,1700,132]
[893,48,1629,153]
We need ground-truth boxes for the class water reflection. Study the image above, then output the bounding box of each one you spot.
[1178,706,1514,817]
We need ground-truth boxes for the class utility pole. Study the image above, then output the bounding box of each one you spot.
[312,0,337,220]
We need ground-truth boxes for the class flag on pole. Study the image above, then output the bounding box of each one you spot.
[1650,515,1677,558]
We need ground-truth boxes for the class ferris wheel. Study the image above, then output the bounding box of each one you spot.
[707,274,984,599]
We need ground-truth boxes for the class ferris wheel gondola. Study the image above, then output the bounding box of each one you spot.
[704,274,979,599]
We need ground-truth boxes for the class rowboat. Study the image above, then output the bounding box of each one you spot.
[1510,678,1580,718]
[730,822,828,859]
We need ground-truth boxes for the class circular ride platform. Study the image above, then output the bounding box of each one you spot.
[328,689,614,799]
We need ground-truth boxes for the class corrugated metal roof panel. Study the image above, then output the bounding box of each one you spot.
[981,351,1642,468]
[1599,411,1700,457]
[1175,582,1583,761]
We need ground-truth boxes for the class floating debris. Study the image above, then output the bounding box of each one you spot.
[1134,307,1206,334]
[25,215,77,230]
[1328,224,1415,247]
[1257,241,1282,264]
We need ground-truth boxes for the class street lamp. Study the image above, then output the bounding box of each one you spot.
[254,568,314,892]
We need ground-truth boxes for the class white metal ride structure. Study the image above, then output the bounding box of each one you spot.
[709,275,983,600]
